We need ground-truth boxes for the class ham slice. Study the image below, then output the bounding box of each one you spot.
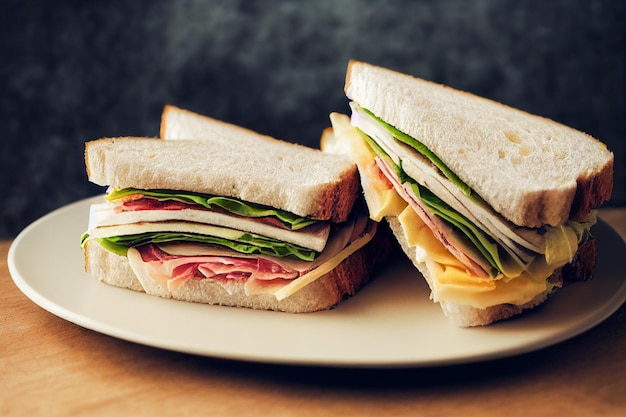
[136,244,299,290]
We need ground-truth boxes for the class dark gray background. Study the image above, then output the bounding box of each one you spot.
[2,0,624,239]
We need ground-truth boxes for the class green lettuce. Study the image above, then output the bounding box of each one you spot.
[107,188,317,231]
[82,231,317,261]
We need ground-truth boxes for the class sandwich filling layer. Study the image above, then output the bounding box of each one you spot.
[83,188,376,300]
[328,111,596,308]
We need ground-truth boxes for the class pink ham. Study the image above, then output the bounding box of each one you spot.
[121,198,189,211]
[136,244,299,287]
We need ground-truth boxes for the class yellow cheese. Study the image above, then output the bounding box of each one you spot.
[396,206,553,309]
[272,222,377,300]
[328,113,406,221]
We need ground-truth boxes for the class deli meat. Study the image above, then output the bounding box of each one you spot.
[137,244,299,283]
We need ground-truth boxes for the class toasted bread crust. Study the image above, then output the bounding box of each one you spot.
[570,158,614,222]
[85,222,393,313]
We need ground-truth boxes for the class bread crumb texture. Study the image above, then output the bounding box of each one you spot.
[346,61,614,227]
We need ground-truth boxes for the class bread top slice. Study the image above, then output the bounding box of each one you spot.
[160,104,266,143]
[345,60,614,227]
[85,137,359,222]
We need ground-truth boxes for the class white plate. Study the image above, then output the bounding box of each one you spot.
[8,196,626,368]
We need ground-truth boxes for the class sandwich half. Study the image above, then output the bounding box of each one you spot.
[323,60,614,326]
[82,109,391,313]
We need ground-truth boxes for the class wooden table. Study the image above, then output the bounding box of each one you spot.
[2,209,625,417]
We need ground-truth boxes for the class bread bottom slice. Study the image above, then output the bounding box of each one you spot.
[85,224,393,313]
[386,217,596,327]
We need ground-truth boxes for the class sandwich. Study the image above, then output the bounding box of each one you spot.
[81,106,391,313]
[322,60,614,326]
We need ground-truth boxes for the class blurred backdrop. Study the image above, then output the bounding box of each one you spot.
[1,0,624,238]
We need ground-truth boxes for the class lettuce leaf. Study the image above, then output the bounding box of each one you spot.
[83,231,317,261]
[107,188,317,231]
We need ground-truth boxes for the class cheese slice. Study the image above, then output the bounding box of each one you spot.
[396,206,552,308]
[327,113,406,221]
[272,221,377,300]
[87,221,245,242]
[88,202,330,252]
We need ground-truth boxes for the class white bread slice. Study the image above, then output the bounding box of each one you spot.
[85,137,359,223]
[345,60,614,227]
[386,216,595,327]
[84,221,393,313]
[160,105,265,143]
